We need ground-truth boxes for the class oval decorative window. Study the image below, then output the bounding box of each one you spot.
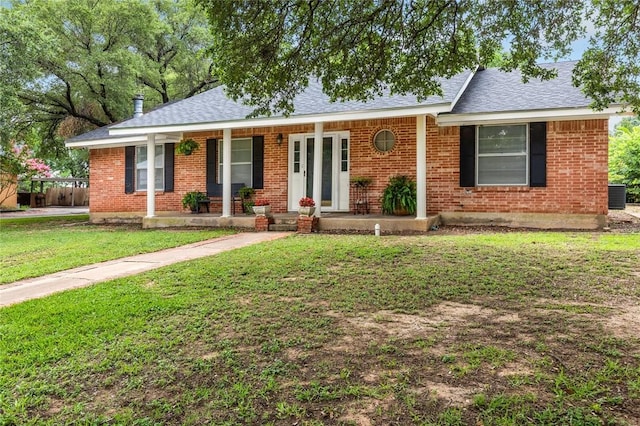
[373,129,396,153]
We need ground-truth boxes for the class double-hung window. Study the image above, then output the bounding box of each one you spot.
[477,124,528,186]
[218,138,253,185]
[135,144,165,191]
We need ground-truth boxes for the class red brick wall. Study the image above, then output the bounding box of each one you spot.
[88,117,608,216]
[427,118,609,215]
[89,147,185,213]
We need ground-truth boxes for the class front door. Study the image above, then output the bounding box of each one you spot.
[288,133,350,211]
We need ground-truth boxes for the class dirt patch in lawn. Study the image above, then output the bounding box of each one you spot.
[306,299,640,424]
[606,304,640,340]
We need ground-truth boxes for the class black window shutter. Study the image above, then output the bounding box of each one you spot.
[459,126,476,187]
[206,139,221,196]
[124,146,135,194]
[164,143,174,192]
[529,122,547,187]
[252,135,264,189]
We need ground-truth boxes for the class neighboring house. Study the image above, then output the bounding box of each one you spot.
[66,61,620,230]
[0,172,18,209]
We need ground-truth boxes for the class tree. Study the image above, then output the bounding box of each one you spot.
[609,119,640,203]
[0,140,52,207]
[198,0,639,117]
[0,0,217,176]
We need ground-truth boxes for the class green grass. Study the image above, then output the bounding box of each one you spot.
[0,215,235,284]
[1,231,640,425]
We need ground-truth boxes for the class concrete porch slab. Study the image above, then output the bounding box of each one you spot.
[317,213,441,234]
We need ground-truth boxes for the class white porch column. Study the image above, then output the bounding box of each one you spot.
[222,128,232,217]
[145,134,156,218]
[416,115,427,220]
[312,122,323,217]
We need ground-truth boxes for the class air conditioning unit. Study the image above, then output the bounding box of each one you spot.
[608,184,626,210]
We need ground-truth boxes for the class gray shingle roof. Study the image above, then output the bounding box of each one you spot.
[450,61,590,114]
[111,71,473,130]
[68,61,596,145]
[66,123,114,143]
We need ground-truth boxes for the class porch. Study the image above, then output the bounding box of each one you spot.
[141,212,441,234]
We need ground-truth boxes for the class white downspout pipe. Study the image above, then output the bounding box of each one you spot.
[416,115,427,220]
[312,122,323,217]
[222,128,232,217]
[146,134,156,218]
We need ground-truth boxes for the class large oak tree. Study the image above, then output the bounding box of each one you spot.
[0,0,216,170]
[198,0,640,117]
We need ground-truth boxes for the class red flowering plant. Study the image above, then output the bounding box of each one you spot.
[1,142,52,207]
[254,198,270,206]
[298,197,315,207]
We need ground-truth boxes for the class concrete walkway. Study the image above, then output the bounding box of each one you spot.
[0,206,90,218]
[0,232,291,307]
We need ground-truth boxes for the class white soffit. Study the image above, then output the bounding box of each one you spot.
[436,107,622,126]
[65,133,183,149]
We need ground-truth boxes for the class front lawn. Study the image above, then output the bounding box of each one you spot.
[1,232,639,425]
[0,215,234,284]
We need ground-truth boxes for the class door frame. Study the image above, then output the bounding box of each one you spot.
[287,131,350,212]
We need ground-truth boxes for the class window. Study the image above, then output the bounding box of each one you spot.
[341,138,349,172]
[373,129,396,152]
[293,140,301,173]
[476,124,528,185]
[218,138,252,185]
[135,144,164,191]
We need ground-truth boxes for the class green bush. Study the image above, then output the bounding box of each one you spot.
[609,122,640,203]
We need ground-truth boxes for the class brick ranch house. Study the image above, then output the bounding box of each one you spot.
[66,61,620,231]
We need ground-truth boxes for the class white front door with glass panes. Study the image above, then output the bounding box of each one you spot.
[288,132,350,212]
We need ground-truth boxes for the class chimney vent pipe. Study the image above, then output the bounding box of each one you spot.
[133,94,144,118]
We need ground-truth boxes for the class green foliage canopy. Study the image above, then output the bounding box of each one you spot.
[609,120,640,202]
[0,0,216,144]
[199,0,639,117]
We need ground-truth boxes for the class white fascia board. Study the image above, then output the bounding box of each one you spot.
[449,69,477,110]
[108,104,452,136]
[436,106,622,126]
[65,133,182,149]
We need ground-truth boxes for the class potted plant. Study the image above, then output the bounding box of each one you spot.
[182,191,208,213]
[381,175,417,215]
[252,198,271,216]
[176,138,199,155]
[238,186,255,213]
[351,176,373,188]
[298,196,316,216]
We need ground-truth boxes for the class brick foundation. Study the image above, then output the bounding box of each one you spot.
[297,216,318,234]
[254,215,273,232]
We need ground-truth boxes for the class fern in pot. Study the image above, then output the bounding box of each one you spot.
[381,175,417,215]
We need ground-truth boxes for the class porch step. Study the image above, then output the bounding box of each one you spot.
[273,217,298,225]
[269,223,298,232]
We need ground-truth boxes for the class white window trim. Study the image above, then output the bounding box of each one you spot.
[135,144,165,191]
[475,123,529,187]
